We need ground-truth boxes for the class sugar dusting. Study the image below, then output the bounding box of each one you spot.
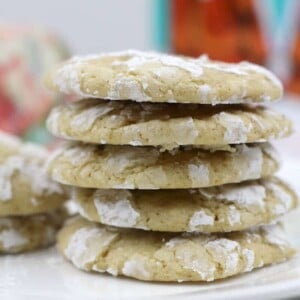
[93,190,140,228]
[0,228,27,250]
[242,248,255,272]
[237,145,264,180]
[52,50,282,103]
[188,210,214,231]
[70,104,114,131]
[122,259,150,280]
[207,238,240,275]
[262,225,289,249]
[65,226,118,270]
[188,164,210,186]
[199,182,266,208]
[227,206,241,226]
[215,112,252,143]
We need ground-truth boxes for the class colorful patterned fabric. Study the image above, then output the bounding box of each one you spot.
[0,26,69,143]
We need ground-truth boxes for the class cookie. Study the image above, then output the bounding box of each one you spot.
[57,216,295,282]
[45,50,282,104]
[0,131,67,216]
[73,177,298,233]
[0,209,65,253]
[46,99,292,147]
[47,142,279,189]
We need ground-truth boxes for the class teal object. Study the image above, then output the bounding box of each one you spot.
[273,0,285,21]
[270,0,291,34]
[152,0,170,51]
[23,121,53,145]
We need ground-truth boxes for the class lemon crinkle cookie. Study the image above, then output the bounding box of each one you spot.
[0,131,67,216]
[45,50,282,104]
[73,177,298,233]
[57,216,295,282]
[46,99,292,147]
[0,209,65,253]
[47,142,279,189]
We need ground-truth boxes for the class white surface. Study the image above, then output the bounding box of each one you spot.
[1,246,300,300]
[1,0,151,54]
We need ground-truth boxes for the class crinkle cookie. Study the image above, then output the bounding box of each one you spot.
[47,142,279,189]
[0,131,67,216]
[57,216,295,282]
[0,209,65,253]
[45,50,282,104]
[73,177,298,233]
[46,99,292,147]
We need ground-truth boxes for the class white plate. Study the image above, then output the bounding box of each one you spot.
[0,246,300,300]
[1,98,300,300]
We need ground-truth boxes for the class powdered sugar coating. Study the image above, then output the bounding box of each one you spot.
[113,50,204,78]
[53,55,100,97]
[106,147,159,173]
[93,190,140,228]
[215,112,252,143]
[23,159,63,197]
[65,227,118,269]
[260,143,281,164]
[0,154,63,202]
[247,113,265,130]
[170,118,199,145]
[0,131,21,147]
[0,228,27,250]
[242,248,255,272]
[70,104,114,131]
[165,237,188,248]
[63,145,96,166]
[112,183,135,189]
[188,164,210,186]
[239,61,283,90]
[207,239,240,275]
[46,106,61,136]
[47,50,283,104]
[106,267,118,276]
[263,225,289,248]
[122,259,150,280]
[61,50,282,84]
[175,244,216,281]
[188,210,214,231]
[198,84,211,100]
[227,206,241,226]
[108,77,151,102]
[0,139,66,211]
[237,145,263,180]
[266,181,293,211]
[0,157,24,201]
[128,140,143,146]
[199,183,266,208]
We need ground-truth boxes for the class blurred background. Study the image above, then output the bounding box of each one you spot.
[0,0,300,144]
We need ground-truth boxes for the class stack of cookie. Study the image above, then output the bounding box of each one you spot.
[45,51,298,282]
[0,132,67,254]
